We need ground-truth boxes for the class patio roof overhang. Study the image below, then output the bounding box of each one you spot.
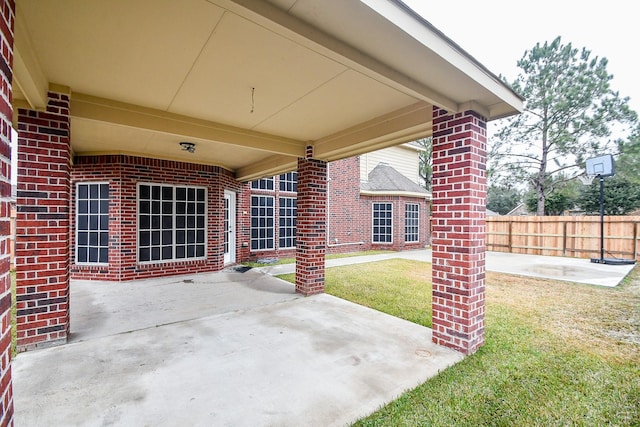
[12,0,523,181]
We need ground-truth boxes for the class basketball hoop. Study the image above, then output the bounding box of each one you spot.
[577,174,595,185]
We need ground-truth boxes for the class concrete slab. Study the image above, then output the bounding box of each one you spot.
[259,249,635,287]
[485,251,636,287]
[14,270,463,427]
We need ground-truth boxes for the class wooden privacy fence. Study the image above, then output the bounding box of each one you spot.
[486,216,640,262]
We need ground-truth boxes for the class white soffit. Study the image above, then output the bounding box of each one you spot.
[13,0,522,179]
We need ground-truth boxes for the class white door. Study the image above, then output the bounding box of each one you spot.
[223,190,236,264]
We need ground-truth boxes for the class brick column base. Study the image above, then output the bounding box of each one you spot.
[295,150,327,296]
[431,107,487,355]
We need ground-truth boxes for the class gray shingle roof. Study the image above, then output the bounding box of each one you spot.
[361,163,429,195]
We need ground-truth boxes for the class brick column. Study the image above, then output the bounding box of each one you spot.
[295,146,327,296]
[431,107,487,355]
[0,0,14,423]
[16,92,71,351]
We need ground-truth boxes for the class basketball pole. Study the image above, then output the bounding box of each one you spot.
[598,174,604,262]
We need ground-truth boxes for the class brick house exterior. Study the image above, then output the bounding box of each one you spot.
[244,144,431,262]
[65,145,430,283]
[2,2,524,423]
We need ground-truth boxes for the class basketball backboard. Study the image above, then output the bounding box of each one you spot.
[585,154,615,177]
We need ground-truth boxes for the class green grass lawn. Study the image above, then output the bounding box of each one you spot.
[278,259,640,426]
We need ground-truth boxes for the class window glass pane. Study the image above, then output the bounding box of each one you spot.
[137,184,207,263]
[372,203,393,244]
[176,187,186,200]
[140,215,150,229]
[100,215,109,230]
[89,247,99,263]
[99,248,108,263]
[78,232,88,246]
[77,183,110,264]
[139,185,150,199]
[78,185,88,199]
[140,231,150,246]
[139,248,150,262]
[162,186,173,200]
[176,246,186,258]
[278,197,297,248]
[78,216,88,230]
[162,246,172,260]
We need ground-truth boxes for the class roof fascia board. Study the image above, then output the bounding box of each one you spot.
[363,0,524,114]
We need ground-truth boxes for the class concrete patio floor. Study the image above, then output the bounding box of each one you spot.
[13,269,463,427]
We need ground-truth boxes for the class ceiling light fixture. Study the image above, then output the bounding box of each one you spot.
[179,142,196,153]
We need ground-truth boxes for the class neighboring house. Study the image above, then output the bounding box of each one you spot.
[506,203,531,216]
[245,143,431,261]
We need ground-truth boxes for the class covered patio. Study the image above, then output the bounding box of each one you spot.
[0,0,523,424]
[14,270,463,426]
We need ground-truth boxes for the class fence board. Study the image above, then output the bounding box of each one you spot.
[487,216,640,261]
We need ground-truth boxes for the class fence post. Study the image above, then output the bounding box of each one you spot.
[562,221,567,256]
[508,220,512,253]
[634,221,638,261]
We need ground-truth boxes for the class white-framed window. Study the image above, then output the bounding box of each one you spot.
[279,197,297,248]
[138,183,207,263]
[251,195,274,250]
[279,171,298,192]
[76,182,109,264]
[372,202,393,243]
[405,203,419,242]
[251,177,274,191]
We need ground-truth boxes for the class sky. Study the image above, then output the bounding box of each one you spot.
[403,0,640,114]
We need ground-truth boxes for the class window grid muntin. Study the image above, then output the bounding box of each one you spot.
[405,203,419,242]
[76,182,110,264]
[251,177,274,190]
[251,195,274,251]
[279,171,298,193]
[372,202,393,243]
[279,197,297,248]
[138,183,207,263]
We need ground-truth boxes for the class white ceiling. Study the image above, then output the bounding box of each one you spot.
[13,0,522,180]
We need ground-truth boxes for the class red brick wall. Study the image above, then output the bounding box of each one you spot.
[362,195,430,252]
[327,156,430,254]
[16,92,71,352]
[431,107,487,355]
[327,157,367,253]
[0,0,13,422]
[295,153,327,295]
[70,155,244,281]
